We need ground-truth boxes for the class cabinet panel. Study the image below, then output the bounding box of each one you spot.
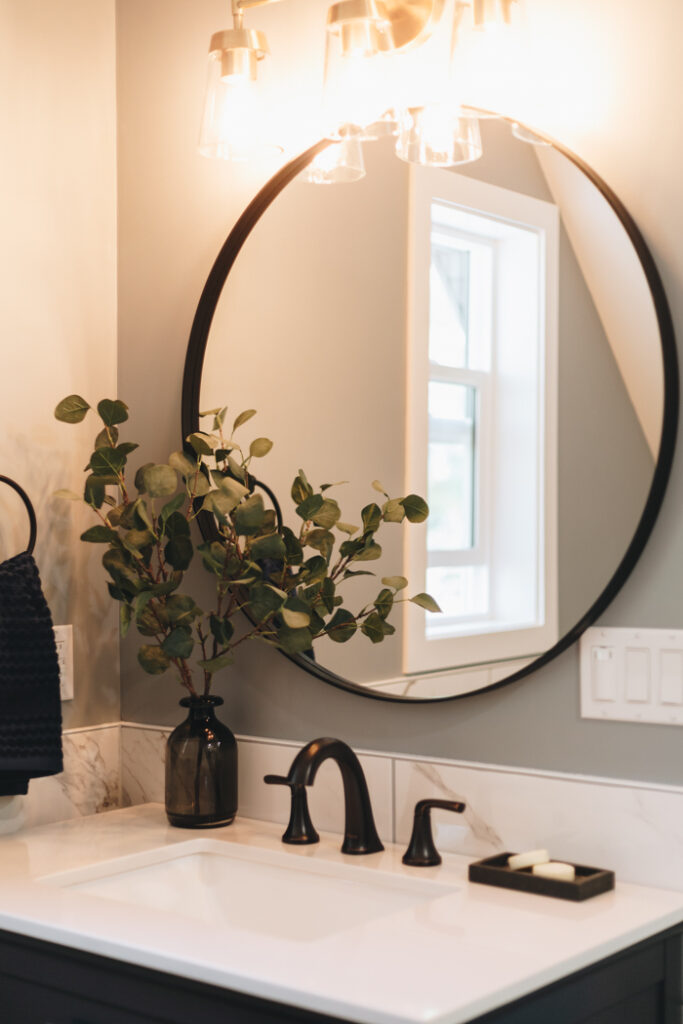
[0,973,160,1024]
[0,927,681,1024]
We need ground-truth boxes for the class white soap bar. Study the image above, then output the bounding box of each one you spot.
[532,861,576,882]
[508,849,549,871]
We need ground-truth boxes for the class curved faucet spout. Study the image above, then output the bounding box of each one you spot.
[266,737,384,855]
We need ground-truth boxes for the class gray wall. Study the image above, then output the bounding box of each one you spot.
[118,0,683,786]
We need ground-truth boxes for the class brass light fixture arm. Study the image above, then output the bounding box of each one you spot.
[229,0,449,51]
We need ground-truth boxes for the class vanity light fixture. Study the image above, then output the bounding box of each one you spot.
[199,0,520,172]
[199,0,284,160]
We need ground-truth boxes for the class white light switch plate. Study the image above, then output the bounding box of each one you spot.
[54,625,74,702]
[580,626,683,726]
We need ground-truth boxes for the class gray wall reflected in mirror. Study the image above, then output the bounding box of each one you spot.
[199,119,663,700]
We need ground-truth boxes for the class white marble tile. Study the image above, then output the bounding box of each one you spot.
[23,724,121,829]
[237,738,394,843]
[394,758,683,891]
[121,724,168,806]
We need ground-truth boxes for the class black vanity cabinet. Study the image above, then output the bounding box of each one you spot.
[0,926,681,1024]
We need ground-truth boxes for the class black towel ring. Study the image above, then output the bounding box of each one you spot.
[0,476,37,556]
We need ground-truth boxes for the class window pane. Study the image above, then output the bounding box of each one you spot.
[425,566,489,627]
[429,243,469,368]
[427,383,475,551]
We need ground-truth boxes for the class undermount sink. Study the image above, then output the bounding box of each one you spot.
[39,838,457,942]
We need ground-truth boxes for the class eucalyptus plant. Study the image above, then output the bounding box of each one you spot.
[54,395,440,698]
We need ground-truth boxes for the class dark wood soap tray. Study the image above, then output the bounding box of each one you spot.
[468,852,615,902]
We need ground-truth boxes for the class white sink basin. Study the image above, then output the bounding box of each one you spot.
[40,838,457,942]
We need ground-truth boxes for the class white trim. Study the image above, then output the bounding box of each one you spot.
[63,722,121,735]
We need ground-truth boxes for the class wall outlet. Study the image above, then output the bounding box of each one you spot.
[54,625,74,702]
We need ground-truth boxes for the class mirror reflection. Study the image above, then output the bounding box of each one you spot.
[200,118,663,698]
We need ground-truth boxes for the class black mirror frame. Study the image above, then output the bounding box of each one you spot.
[181,118,679,703]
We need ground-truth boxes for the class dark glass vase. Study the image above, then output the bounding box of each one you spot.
[165,696,237,828]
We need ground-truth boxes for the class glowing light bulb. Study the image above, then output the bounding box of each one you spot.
[396,106,482,167]
[304,136,366,184]
[199,29,282,160]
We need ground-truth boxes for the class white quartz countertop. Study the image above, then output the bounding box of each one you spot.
[0,804,682,1024]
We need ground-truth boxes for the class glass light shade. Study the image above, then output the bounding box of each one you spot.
[199,45,283,160]
[390,0,463,114]
[472,0,517,32]
[360,109,399,140]
[511,121,551,146]
[304,136,366,184]
[396,106,482,166]
[322,2,395,138]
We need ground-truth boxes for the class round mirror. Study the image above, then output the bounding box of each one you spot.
[183,116,677,702]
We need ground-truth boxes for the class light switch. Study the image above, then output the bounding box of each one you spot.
[624,647,649,703]
[659,650,683,705]
[580,627,683,726]
[591,646,617,701]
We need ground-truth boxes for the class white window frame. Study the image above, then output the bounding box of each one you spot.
[404,165,560,674]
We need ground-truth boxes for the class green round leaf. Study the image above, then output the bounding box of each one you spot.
[187,432,217,456]
[143,464,177,498]
[162,627,194,660]
[137,644,171,675]
[410,592,442,613]
[281,607,311,629]
[95,426,118,449]
[97,399,129,427]
[233,409,257,432]
[54,395,90,423]
[197,652,233,674]
[336,522,359,535]
[276,625,314,655]
[381,575,409,591]
[353,540,382,562]
[164,535,193,571]
[326,609,357,643]
[400,494,429,523]
[169,450,197,479]
[291,471,312,505]
[311,498,341,530]
[165,594,201,625]
[361,503,382,533]
[382,498,405,523]
[374,588,394,619]
[249,437,273,458]
[80,525,118,543]
[250,533,286,562]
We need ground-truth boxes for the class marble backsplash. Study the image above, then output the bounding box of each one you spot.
[120,724,683,892]
[11,721,683,893]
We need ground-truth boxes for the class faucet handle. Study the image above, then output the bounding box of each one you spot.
[264,775,320,845]
[402,798,466,867]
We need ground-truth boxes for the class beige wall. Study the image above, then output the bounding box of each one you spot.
[0,0,119,727]
[117,0,683,786]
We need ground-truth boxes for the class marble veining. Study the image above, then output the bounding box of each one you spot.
[412,760,504,855]
[121,725,167,807]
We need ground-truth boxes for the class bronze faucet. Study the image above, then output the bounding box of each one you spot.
[265,737,384,855]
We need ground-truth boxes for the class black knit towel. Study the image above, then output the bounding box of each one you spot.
[0,551,63,795]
